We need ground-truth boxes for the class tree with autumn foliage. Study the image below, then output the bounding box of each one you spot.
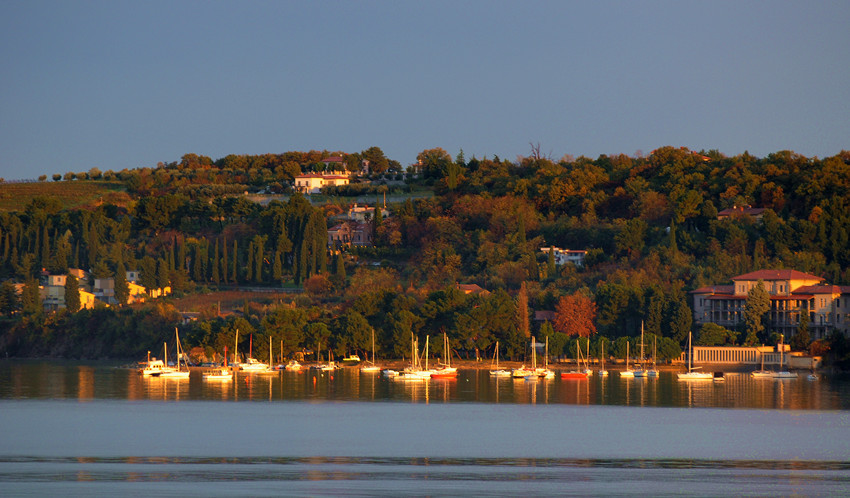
[554,291,598,337]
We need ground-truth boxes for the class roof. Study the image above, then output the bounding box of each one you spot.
[732,270,823,282]
[793,285,845,295]
[322,156,344,163]
[690,285,734,294]
[534,310,556,321]
[295,174,349,180]
[717,205,766,217]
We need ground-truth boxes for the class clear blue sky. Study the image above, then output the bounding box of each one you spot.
[1,1,848,180]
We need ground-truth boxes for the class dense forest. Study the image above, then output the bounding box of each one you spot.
[2,145,850,368]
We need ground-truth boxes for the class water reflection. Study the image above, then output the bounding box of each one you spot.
[1,361,848,409]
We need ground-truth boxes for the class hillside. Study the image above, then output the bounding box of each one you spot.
[0,181,131,212]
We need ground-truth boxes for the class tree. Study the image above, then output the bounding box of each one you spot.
[744,280,770,346]
[0,280,19,315]
[516,282,530,338]
[65,274,81,312]
[696,323,738,346]
[553,292,597,337]
[114,263,129,305]
[664,289,692,344]
[790,310,811,351]
[21,279,41,315]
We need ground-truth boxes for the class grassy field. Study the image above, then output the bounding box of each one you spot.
[0,181,132,212]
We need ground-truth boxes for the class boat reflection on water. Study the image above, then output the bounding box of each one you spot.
[0,361,846,410]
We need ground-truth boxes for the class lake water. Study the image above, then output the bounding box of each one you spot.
[2,360,849,496]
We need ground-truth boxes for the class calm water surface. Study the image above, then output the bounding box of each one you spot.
[1,360,849,496]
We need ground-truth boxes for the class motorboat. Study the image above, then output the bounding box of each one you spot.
[203,367,233,381]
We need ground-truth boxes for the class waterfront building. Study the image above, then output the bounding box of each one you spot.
[293,173,350,194]
[691,269,850,340]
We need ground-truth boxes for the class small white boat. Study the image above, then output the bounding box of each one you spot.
[678,332,713,381]
[239,357,272,372]
[203,367,233,381]
[361,329,382,373]
[599,340,608,377]
[140,358,166,377]
[489,341,511,377]
[160,329,190,379]
[807,373,819,381]
[771,335,797,379]
[284,360,303,371]
[620,342,634,377]
[382,369,399,377]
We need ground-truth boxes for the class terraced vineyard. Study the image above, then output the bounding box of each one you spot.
[0,181,131,211]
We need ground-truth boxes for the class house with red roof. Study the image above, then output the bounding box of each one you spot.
[691,269,850,340]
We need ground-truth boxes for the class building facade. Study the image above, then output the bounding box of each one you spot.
[691,269,850,340]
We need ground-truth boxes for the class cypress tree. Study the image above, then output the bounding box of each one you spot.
[21,278,41,315]
[231,240,238,283]
[114,262,129,305]
[245,241,254,282]
[273,250,282,283]
[547,247,556,279]
[221,237,228,284]
[335,251,346,280]
[211,239,220,285]
[65,274,81,312]
[254,236,264,283]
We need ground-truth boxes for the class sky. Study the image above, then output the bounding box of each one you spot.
[1,1,848,180]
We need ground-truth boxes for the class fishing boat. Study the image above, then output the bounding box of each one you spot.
[677,331,713,380]
[139,350,166,377]
[620,341,635,378]
[489,341,511,377]
[361,329,382,373]
[561,339,591,379]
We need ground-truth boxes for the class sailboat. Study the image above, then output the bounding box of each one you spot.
[511,338,534,378]
[489,341,511,377]
[678,331,712,380]
[238,333,271,372]
[646,335,659,377]
[401,334,432,379]
[535,336,555,378]
[620,341,635,377]
[772,334,797,379]
[254,337,277,375]
[561,339,591,379]
[431,332,458,378]
[599,339,608,376]
[634,322,648,377]
[204,346,233,381]
[361,329,382,373]
[160,328,190,379]
[751,348,772,378]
